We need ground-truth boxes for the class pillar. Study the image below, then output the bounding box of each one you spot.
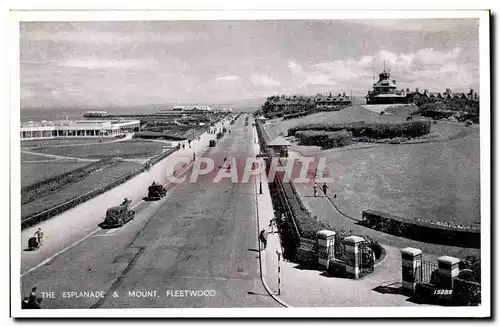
[400,247,422,295]
[316,230,335,270]
[344,236,364,279]
[437,256,461,290]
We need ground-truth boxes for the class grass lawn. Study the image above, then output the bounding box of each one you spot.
[319,130,480,226]
[267,105,470,142]
[266,105,480,227]
[31,141,169,159]
[21,162,90,188]
[21,138,111,148]
[21,152,57,161]
[21,161,140,219]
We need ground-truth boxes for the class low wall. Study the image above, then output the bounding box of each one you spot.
[362,210,480,248]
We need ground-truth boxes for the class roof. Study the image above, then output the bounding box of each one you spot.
[374,80,397,88]
[374,94,407,98]
[267,136,291,147]
[257,115,267,120]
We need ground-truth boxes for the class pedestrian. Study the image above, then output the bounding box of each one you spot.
[313,182,319,197]
[259,229,268,250]
[322,183,329,196]
[182,143,185,149]
[35,228,43,247]
[333,193,337,199]
[268,217,277,234]
[28,287,38,307]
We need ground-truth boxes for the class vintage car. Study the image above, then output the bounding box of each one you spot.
[209,140,216,147]
[103,201,135,227]
[147,184,167,200]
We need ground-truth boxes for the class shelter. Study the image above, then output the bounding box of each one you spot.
[267,136,291,157]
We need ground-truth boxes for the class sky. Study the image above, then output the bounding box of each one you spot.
[20,19,480,108]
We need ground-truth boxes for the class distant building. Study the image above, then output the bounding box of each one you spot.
[20,120,140,140]
[169,105,213,112]
[265,92,351,112]
[365,70,409,104]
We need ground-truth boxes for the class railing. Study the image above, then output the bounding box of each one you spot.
[21,119,225,230]
[255,121,301,246]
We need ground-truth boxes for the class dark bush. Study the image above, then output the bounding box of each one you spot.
[283,109,319,120]
[361,210,480,248]
[295,130,353,149]
[289,121,431,139]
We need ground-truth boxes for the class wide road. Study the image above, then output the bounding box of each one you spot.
[21,115,279,309]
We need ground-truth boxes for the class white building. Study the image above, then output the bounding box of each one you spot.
[20,120,141,140]
[168,105,213,112]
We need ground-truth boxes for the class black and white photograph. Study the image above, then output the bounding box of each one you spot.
[9,9,490,318]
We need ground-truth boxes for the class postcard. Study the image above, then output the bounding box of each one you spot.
[10,9,491,318]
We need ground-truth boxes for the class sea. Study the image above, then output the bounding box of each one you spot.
[20,107,164,123]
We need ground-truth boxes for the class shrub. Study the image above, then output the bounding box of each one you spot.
[295,130,353,149]
[289,121,431,139]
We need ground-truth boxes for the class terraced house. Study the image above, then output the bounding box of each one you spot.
[263,92,352,114]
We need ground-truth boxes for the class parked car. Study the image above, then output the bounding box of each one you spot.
[103,199,135,227]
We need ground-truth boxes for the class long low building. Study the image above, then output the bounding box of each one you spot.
[20,120,141,140]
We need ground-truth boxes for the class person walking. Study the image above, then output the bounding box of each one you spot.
[268,217,277,234]
[35,228,43,247]
[322,183,329,197]
[313,182,319,197]
[259,229,268,250]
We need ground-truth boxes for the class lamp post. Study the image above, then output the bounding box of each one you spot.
[192,128,196,161]
[259,171,263,195]
[276,249,282,295]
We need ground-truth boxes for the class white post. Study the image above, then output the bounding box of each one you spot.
[277,249,282,295]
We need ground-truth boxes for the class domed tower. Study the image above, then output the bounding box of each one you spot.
[379,70,390,81]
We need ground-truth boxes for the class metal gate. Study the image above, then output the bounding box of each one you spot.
[358,244,375,278]
[419,260,439,284]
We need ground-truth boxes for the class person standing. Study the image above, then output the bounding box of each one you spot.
[27,287,38,307]
[259,229,268,250]
[268,217,277,234]
[313,182,319,197]
[35,228,43,247]
[322,183,329,197]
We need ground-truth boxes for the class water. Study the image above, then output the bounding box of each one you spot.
[20,107,160,123]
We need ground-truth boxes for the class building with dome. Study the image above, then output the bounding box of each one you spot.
[365,70,410,105]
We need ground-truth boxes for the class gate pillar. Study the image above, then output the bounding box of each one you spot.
[437,256,461,290]
[400,247,422,295]
[316,230,335,270]
[344,236,364,279]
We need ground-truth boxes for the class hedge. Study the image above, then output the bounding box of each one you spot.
[361,210,480,248]
[288,121,365,136]
[295,130,353,149]
[21,145,182,229]
[288,121,431,139]
[420,110,456,120]
[283,109,319,120]
[22,158,117,205]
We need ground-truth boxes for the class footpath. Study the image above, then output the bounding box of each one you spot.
[253,123,433,308]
